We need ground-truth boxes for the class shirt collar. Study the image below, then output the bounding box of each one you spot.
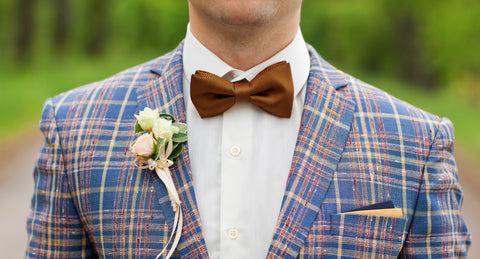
[183,24,310,96]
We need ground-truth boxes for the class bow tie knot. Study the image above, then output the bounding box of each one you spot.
[233,80,251,102]
[190,61,294,118]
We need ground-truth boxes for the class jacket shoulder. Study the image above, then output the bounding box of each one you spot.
[344,75,443,125]
[338,74,452,149]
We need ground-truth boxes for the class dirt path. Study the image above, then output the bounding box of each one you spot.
[456,147,480,257]
[0,129,41,258]
[0,131,478,258]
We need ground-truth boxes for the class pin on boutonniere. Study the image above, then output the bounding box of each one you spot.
[131,107,188,259]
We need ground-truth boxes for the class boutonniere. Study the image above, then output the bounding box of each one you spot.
[131,107,187,259]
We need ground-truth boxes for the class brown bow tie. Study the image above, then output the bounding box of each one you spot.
[190,61,294,118]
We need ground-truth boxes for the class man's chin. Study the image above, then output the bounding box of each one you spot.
[190,0,276,27]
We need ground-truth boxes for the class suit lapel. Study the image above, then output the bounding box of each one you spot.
[267,46,356,258]
[135,42,209,258]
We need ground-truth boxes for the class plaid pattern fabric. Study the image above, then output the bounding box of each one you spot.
[26,42,470,258]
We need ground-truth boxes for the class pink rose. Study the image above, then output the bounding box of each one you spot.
[131,133,155,157]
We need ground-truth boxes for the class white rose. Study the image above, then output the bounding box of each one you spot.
[152,118,179,141]
[135,107,159,131]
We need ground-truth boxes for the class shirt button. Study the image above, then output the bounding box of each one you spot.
[229,146,241,157]
[227,228,239,240]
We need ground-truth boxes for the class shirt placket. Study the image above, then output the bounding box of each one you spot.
[220,101,253,258]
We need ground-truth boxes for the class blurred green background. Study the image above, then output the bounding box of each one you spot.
[0,0,479,160]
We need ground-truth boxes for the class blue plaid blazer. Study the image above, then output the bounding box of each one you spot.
[27,42,470,258]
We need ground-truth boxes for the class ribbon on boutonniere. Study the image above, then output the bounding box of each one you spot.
[131,107,188,259]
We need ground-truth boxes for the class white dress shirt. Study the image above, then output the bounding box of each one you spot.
[182,25,310,259]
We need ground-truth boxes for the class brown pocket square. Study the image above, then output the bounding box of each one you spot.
[342,208,404,218]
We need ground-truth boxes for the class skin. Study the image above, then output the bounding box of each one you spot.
[188,0,303,70]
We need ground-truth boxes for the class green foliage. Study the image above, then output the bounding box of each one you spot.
[420,0,480,82]
[168,142,183,160]
[172,133,188,143]
[172,123,188,133]
[301,0,480,88]
[302,1,394,74]
[111,0,188,53]
[134,121,143,134]
[2,0,479,88]
[0,1,479,159]
[0,0,14,63]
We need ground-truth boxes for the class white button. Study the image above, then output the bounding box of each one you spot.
[229,146,241,157]
[227,228,239,239]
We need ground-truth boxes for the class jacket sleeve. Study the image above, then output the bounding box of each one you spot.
[400,118,471,258]
[26,99,97,258]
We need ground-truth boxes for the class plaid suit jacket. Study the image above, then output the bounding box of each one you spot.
[27,42,470,258]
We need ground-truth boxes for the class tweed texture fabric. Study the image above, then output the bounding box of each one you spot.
[26,42,470,258]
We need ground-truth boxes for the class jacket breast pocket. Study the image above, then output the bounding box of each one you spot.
[327,213,407,258]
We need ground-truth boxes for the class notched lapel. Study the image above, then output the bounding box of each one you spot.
[267,47,356,258]
[135,43,209,258]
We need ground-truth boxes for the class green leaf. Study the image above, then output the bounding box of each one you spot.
[168,143,184,160]
[151,141,158,160]
[134,121,144,133]
[158,113,175,121]
[171,142,180,152]
[172,132,188,143]
[172,122,188,133]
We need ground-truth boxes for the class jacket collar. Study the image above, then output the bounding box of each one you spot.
[136,42,356,258]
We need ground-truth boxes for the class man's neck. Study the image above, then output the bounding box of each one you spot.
[188,10,300,71]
